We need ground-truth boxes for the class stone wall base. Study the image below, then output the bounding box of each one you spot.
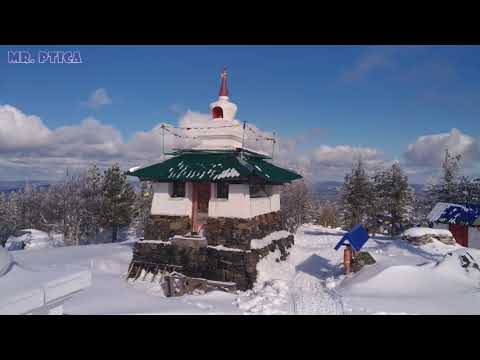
[145,215,191,241]
[130,234,294,291]
[145,212,285,250]
[204,212,284,250]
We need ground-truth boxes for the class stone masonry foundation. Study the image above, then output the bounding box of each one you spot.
[131,234,294,291]
[203,211,284,250]
[145,212,284,250]
[145,215,191,241]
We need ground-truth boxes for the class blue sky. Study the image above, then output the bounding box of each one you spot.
[1,45,479,182]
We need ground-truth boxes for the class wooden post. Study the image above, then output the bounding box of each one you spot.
[126,262,134,280]
[191,183,198,233]
[344,244,352,275]
[241,121,246,158]
[134,263,142,280]
[168,276,175,297]
[271,130,276,161]
[161,124,165,159]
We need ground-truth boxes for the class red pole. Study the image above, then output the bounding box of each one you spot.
[344,245,352,275]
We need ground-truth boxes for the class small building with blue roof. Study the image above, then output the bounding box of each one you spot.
[427,202,480,248]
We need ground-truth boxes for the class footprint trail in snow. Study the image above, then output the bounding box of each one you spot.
[290,272,343,315]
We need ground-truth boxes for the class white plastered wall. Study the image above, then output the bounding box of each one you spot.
[208,184,251,218]
[150,182,192,216]
[468,226,480,249]
[209,184,281,219]
[151,182,282,219]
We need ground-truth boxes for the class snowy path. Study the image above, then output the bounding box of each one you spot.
[290,272,343,315]
[238,225,347,315]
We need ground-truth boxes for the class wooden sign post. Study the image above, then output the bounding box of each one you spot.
[335,224,370,275]
[343,244,352,275]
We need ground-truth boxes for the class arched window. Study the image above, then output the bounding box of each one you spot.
[212,106,223,119]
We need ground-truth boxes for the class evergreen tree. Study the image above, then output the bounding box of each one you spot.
[100,163,136,242]
[133,180,153,236]
[0,193,12,246]
[79,165,103,243]
[435,149,462,203]
[472,178,480,204]
[338,159,376,232]
[373,161,415,235]
[457,175,476,204]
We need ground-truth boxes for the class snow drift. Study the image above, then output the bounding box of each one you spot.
[5,229,64,251]
[0,246,13,277]
[403,227,453,238]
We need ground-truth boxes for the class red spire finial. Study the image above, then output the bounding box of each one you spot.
[219,66,228,97]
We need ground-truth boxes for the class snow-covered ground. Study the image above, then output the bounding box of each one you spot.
[4,224,480,314]
[5,229,64,251]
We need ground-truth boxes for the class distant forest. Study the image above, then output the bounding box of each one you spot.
[1,149,479,247]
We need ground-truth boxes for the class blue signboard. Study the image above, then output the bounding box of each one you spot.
[334,224,369,252]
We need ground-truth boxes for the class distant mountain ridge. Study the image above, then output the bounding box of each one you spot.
[0,179,141,194]
[0,181,52,193]
[0,180,426,200]
[313,181,426,202]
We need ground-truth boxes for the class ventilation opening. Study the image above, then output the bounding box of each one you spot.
[212,106,223,119]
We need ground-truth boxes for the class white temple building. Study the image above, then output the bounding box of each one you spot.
[127,67,301,241]
[126,68,301,290]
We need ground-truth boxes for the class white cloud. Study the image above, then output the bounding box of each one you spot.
[312,145,384,166]
[48,118,124,158]
[0,104,390,182]
[0,105,129,180]
[342,46,396,81]
[342,46,429,82]
[404,128,480,168]
[84,88,112,108]
[0,105,51,152]
[308,145,385,180]
[10,105,474,184]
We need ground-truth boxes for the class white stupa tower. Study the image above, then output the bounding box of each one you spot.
[209,67,238,121]
[193,67,244,150]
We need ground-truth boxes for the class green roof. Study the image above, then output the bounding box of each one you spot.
[127,150,302,183]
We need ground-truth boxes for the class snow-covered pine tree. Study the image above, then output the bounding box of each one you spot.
[338,159,376,232]
[472,177,480,204]
[456,175,476,204]
[374,161,415,235]
[371,167,389,232]
[435,148,462,203]
[4,191,21,236]
[133,180,153,236]
[100,163,136,242]
[0,193,13,246]
[79,165,103,243]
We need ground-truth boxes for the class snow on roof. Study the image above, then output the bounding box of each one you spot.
[427,202,480,226]
[128,151,302,183]
[427,203,467,222]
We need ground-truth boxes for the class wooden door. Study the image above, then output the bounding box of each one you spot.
[192,183,211,233]
[449,224,468,247]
